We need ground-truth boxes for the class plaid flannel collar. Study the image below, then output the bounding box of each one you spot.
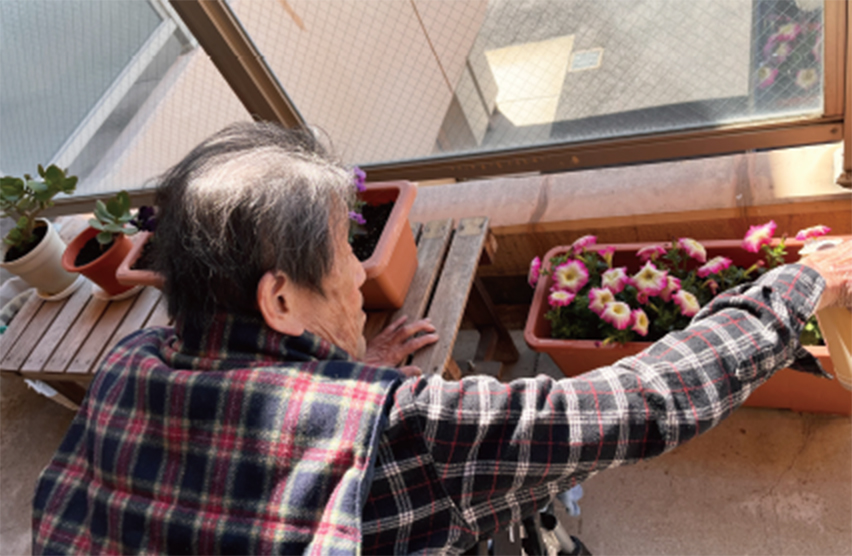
[167,312,354,370]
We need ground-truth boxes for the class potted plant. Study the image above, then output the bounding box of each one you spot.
[0,165,80,296]
[348,167,418,310]
[523,223,850,415]
[62,191,138,297]
[116,206,163,288]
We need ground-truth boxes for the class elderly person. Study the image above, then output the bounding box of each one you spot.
[33,122,852,555]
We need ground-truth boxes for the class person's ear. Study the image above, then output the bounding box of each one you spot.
[257,270,306,336]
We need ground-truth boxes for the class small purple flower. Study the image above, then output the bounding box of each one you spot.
[349,211,366,225]
[353,166,367,193]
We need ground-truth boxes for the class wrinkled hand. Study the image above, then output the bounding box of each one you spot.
[800,239,852,311]
[362,316,438,377]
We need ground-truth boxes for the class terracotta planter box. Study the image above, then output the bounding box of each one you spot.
[117,232,164,289]
[359,181,418,310]
[62,227,134,297]
[524,240,851,415]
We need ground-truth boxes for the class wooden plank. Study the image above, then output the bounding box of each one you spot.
[390,218,453,326]
[21,282,93,373]
[66,295,138,374]
[467,278,520,363]
[412,217,489,376]
[43,297,109,374]
[144,295,171,328]
[1,295,66,371]
[97,287,162,363]
[0,294,44,370]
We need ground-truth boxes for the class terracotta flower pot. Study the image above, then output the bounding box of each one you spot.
[0,218,79,296]
[524,239,851,415]
[62,227,134,297]
[116,232,164,289]
[359,181,418,310]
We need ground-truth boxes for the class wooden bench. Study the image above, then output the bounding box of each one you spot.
[0,217,518,409]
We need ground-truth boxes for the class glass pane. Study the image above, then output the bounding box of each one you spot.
[0,0,252,196]
[232,0,824,166]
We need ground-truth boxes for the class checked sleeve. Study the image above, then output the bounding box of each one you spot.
[366,264,825,551]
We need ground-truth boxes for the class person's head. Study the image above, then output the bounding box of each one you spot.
[153,121,368,357]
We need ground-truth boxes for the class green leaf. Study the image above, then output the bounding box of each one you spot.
[118,191,130,214]
[104,223,125,234]
[37,164,46,178]
[62,175,78,193]
[106,197,123,218]
[16,216,28,229]
[43,164,62,183]
[124,224,138,235]
[96,231,113,245]
[88,218,104,231]
[27,179,48,194]
[94,200,112,223]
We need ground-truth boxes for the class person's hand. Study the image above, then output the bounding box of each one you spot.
[800,239,852,312]
[362,316,438,376]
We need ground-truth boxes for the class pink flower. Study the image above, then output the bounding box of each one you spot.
[599,245,616,268]
[528,257,542,287]
[637,244,668,262]
[659,275,681,303]
[796,68,819,90]
[673,290,700,317]
[697,256,733,278]
[588,287,615,315]
[631,309,649,337]
[636,292,650,305]
[707,279,719,296]
[571,235,597,254]
[601,267,629,294]
[775,22,801,41]
[795,225,831,241]
[742,220,777,253]
[601,301,633,330]
[758,66,778,89]
[632,261,668,296]
[553,260,589,293]
[678,238,707,263]
[548,290,575,308]
[772,41,792,63]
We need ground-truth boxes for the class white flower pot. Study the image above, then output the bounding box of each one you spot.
[1,218,79,295]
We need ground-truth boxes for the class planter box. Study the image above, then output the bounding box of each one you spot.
[524,240,851,415]
[117,232,164,289]
[62,227,134,297]
[359,181,418,310]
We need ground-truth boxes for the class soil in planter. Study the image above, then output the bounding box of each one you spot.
[132,240,155,271]
[75,236,115,267]
[351,202,393,262]
[4,224,46,262]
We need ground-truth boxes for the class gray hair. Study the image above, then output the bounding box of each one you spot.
[153,122,354,325]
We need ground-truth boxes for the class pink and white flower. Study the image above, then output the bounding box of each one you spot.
[678,238,707,263]
[796,68,819,90]
[632,261,668,296]
[553,260,589,292]
[601,301,633,330]
[637,244,667,262]
[697,256,733,278]
[659,275,681,302]
[528,257,542,287]
[743,220,777,253]
[758,66,778,89]
[775,22,801,41]
[673,290,700,317]
[795,225,831,241]
[588,287,615,315]
[631,309,649,337]
[548,290,575,308]
[571,235,597,254]
[599,245,616,268]
[601,267,629,293]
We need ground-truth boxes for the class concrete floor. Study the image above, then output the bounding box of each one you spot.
[1,330,850,555]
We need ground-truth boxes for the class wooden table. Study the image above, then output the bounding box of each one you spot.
[0,217,517,409]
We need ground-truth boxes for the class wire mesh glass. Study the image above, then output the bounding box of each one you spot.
[232,0,825,166]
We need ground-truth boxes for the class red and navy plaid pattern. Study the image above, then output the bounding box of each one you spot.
[33,314,401,555]
[33,265,824,555]
[361,265,827,553]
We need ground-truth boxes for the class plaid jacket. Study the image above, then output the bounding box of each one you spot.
[34,265,825,554]
[33,315,402,555]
